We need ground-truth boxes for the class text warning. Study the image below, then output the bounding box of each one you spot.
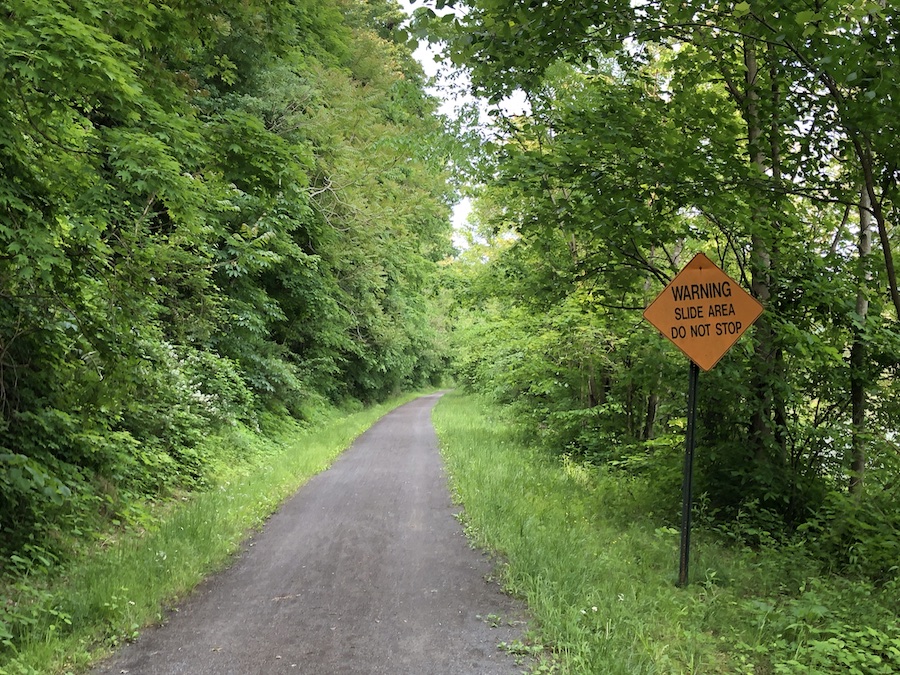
[643,253,763,371]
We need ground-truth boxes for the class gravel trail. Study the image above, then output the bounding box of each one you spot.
[94,393,528,675]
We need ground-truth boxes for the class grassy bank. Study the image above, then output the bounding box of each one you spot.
[433,391,899,674]
[1,392,423,675]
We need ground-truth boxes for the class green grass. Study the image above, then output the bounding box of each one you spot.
[0,392,424,675]
[433,391,900,674]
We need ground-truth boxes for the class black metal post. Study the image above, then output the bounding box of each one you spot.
[678,361,700,587]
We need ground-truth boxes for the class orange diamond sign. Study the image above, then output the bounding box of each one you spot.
[643,253,763,371]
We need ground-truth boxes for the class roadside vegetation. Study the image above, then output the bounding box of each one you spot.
[416,0,900,549]
[417,2,899,671]
[1,393,421,675]
[1,0,456,670]
[434,391,899,674]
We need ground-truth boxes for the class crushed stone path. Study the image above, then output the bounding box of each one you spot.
[94,393,529,675]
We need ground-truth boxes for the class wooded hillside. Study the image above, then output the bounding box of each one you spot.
[0,0,456,567]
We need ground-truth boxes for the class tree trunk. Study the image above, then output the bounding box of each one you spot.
[744,38,779,463]
[585,360,598,408]
[643,392,658,441]
[624,357,635,438]
[850,187,873,496]
[854,140,900,320]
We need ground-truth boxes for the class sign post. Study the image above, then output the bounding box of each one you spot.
[679,361,699,587]
[643,253,762,586]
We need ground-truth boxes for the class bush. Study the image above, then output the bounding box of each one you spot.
[799,490,900,584]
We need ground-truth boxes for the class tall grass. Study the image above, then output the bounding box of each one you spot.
[1,393,423,675]
[433,391,900,674]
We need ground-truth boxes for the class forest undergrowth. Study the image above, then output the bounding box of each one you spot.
[433,391,900,675]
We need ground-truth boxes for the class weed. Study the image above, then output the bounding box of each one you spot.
[433,391,900,674]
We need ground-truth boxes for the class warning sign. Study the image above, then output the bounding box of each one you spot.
[643,253,763,371]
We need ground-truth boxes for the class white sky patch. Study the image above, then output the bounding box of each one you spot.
[403,1,530,120]
[451,196,472,240]
[401,1,529,250]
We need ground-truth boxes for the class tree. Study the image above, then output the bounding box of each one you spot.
[426,0,900,540]
[0,0,458,569]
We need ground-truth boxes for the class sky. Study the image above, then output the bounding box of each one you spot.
[403,1,529,119]
[400,0,475,235]
[400,1,529,236]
